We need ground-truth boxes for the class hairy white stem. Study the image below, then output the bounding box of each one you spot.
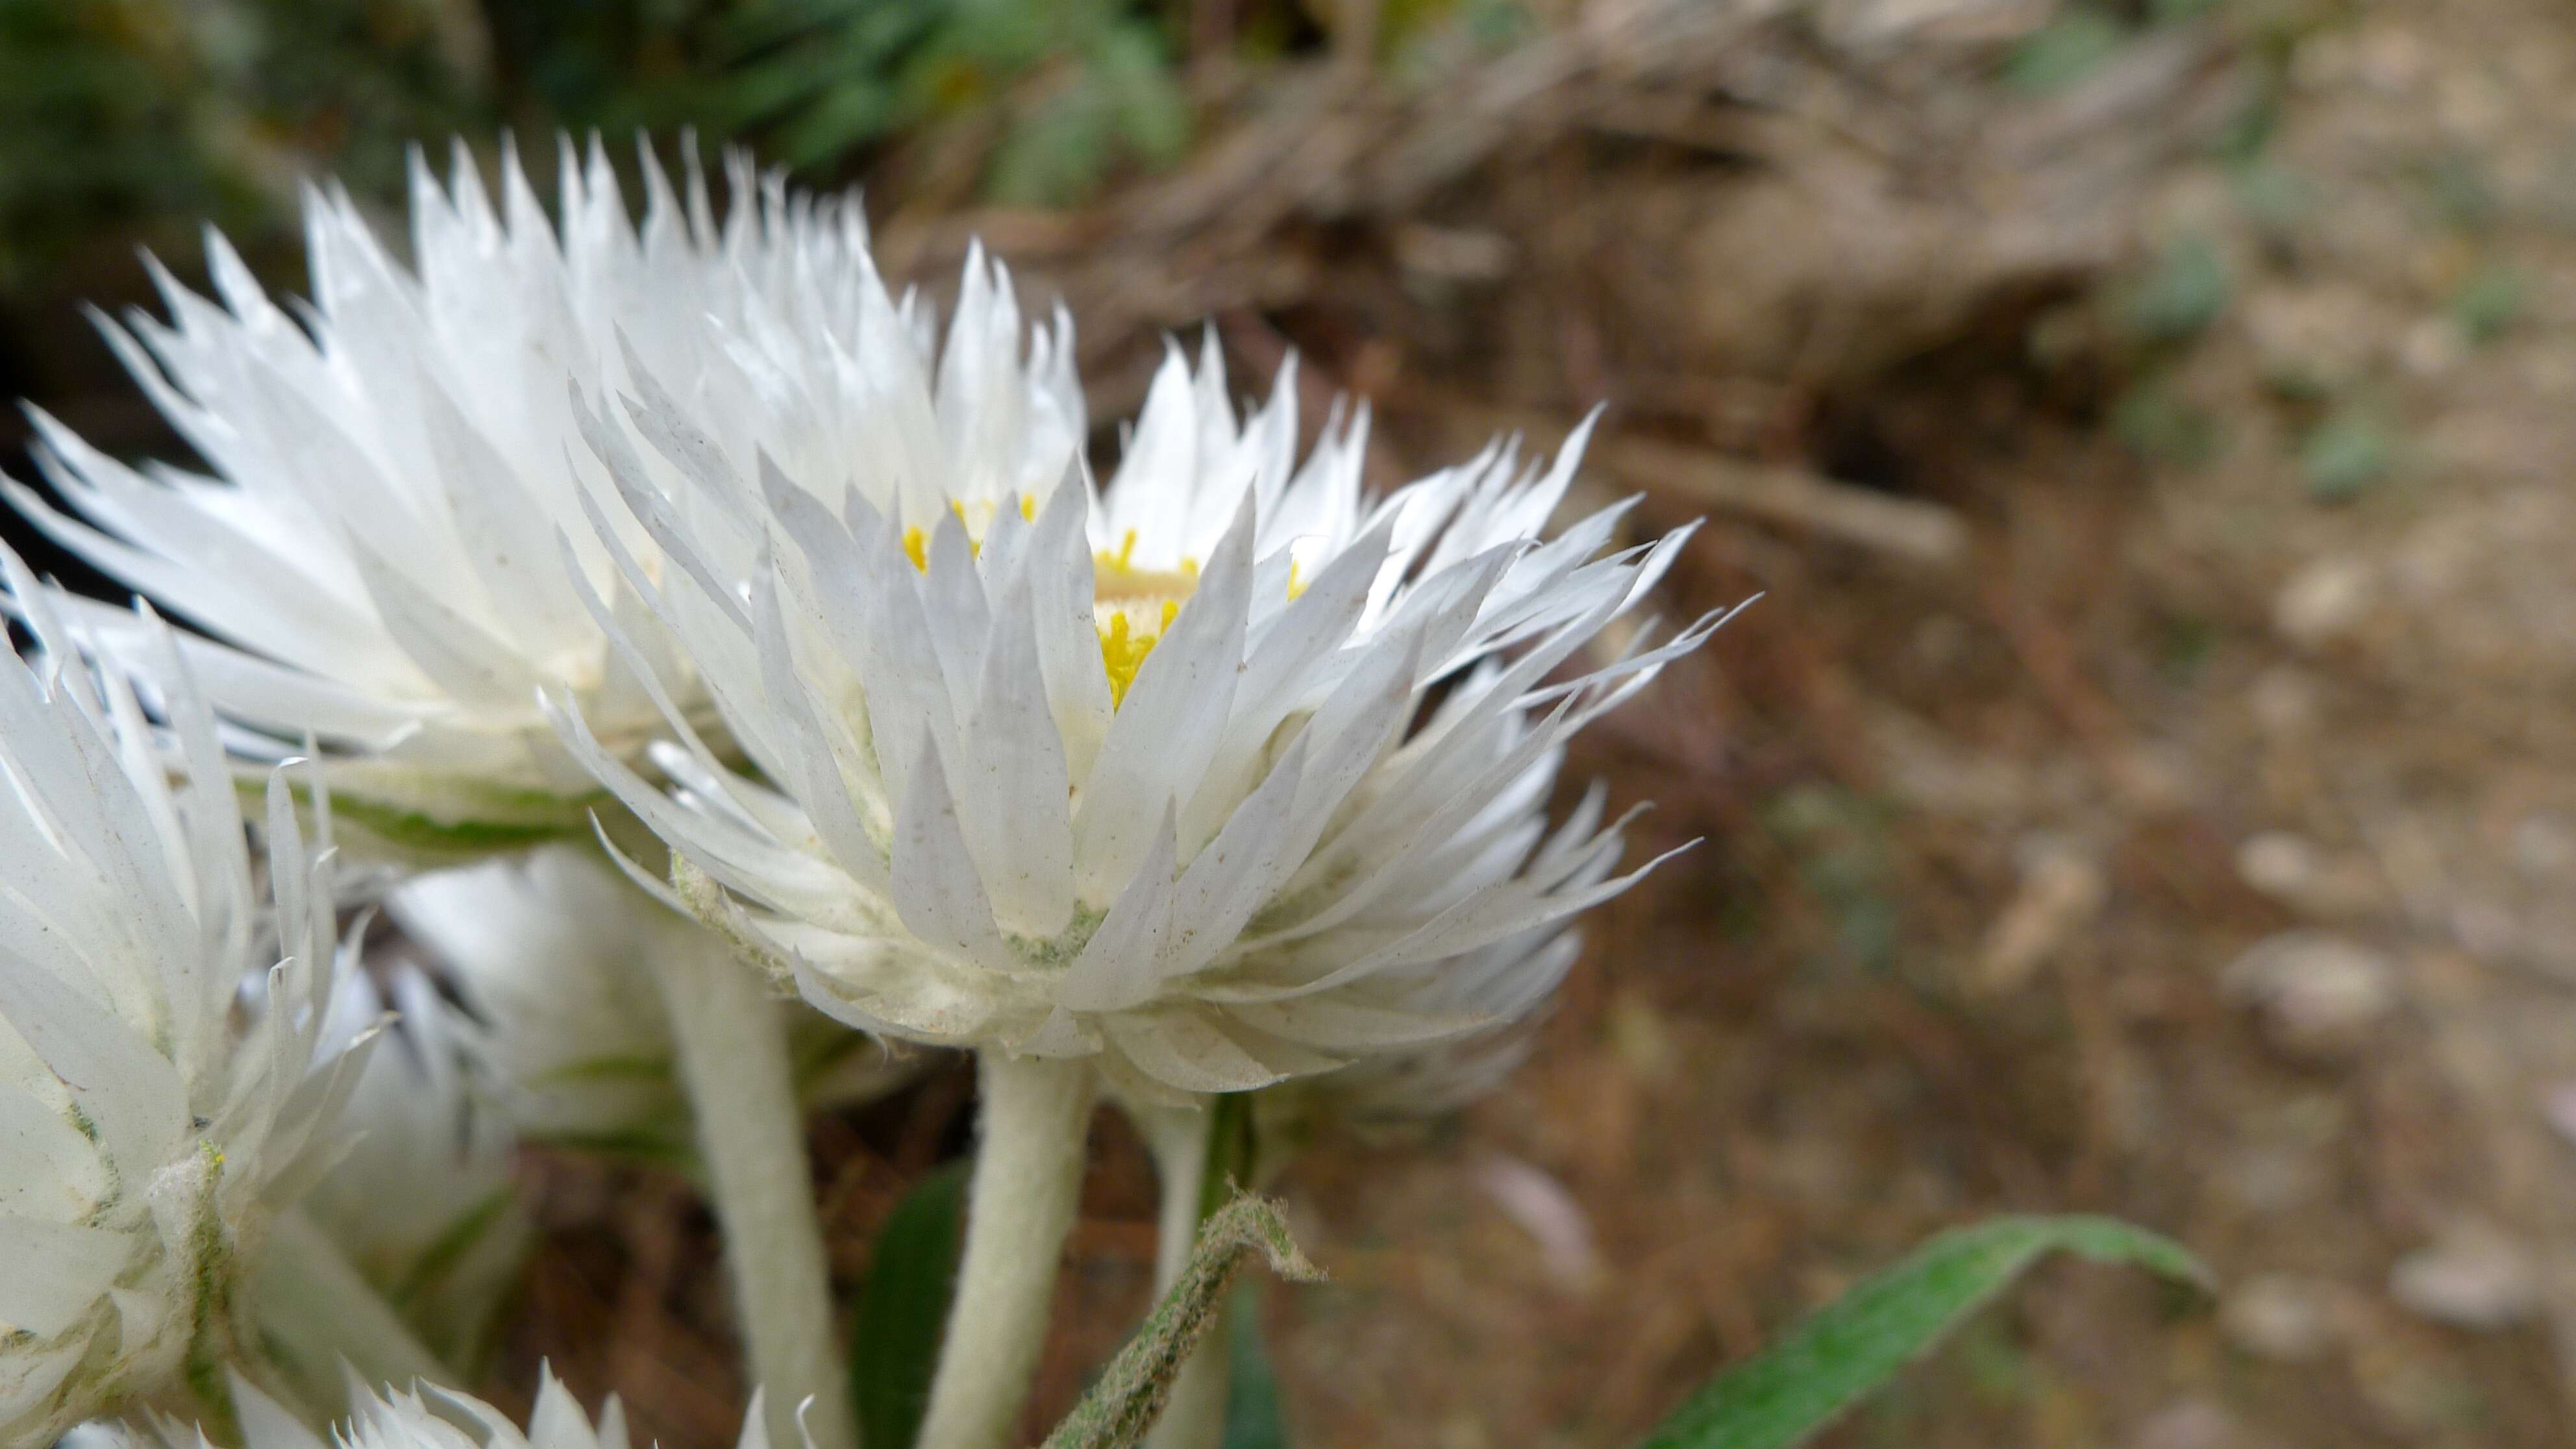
[650,937,855,1449]
[251,1208,447,1407]
[1137,1098,1226,1449]
[1141,1100,1215,1293]
[917,1053,1096,1449]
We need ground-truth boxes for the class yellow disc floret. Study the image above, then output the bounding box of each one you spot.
[902,496,1040,569]
[895,512,1308,711]
[1098,599,1182,709]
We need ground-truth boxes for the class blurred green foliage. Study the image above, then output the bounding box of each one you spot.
[0,0,1568,308]
[2299,406,2396,502]
[2449,265,2524,346]
[2112,377,2220,467]
[2002,6,2129,95]
[2120,235,2231,343]
[697,0,1191,201]
[0,0,484,289]
[1763,785,1900,977]
[3,0,1535,299]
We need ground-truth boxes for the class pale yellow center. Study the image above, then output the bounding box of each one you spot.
[898,506,1304,709]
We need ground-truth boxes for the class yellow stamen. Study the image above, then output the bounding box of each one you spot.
[1099,614,1149,708]
[904,497,1037,571]
[1096,599,1187,708]
[1286,558,1306,601]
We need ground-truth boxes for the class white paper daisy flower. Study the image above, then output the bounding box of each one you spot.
[1,137,982,861]
[551,262,1731,1101]
[130,1369,780,1449]
[0,552,368,1446]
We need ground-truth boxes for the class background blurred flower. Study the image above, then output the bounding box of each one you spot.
[290,969,532,1381]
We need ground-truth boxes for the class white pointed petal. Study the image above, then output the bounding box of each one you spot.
[229,1372,328,1449]
[919,512,989,721]
[1073,495,1254,900]
[888,734,1015,976]
[0,1217,127,1337]
[1103,1011,1291,1095]
[1055,806,1180,1013]
[342,530,543,710]
[0,960,191,1178]
[0,1089,99,1217]
[962,575,1075,937]
[1154,732,1310,982]
[1024,477,1111,780]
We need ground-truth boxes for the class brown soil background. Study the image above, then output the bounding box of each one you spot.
[14,1,2576,1446]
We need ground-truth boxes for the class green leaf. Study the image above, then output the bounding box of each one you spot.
[1043,1195,1325,1449]
[2450,266,2525,345]
[2299,409,2396,502]
[2112,379,2219,467]
[2121,236,2231,342]
[2003,9,2131,95]
[986,86,1115,206]
[1633,1215,2208,1449]
[852,1161,971,1449]
[1196,1091,1258,1225]
[1221,1285,1289,1449]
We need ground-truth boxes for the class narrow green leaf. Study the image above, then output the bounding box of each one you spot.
[1196,1091,1257,1226]
[1221,1285,1288,1449]
[1043,1195,1325,1449]
[852,1161,970,1449]
[1635,1215,2208,1449]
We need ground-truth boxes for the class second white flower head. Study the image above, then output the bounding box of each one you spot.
[554,228,1729,1099]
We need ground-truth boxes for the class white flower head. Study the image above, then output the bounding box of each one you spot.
[2,136,929,861]
[0,551,367,1445]
[295,969,531,1373]
[550,236,1733,1101]
[135,1370,779,1449]
[388,844,923,1159]
[388,847,693,1152]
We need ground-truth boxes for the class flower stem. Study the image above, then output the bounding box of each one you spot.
[649,936,856,1449]
[916,1053,1096,1449]
[1137,1098,1226,1449]
[1141,1102,1215,1294]
[249,1208,447,1409]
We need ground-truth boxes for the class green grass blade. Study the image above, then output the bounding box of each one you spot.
[851,1161,970,1449]
[1636,1215,2209,1449]
[1221,1284,1288,1449]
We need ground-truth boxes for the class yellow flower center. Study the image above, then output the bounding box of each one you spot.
[1097,600,1181,708]
[901,496,1038,569]
[894,506,1304,710]
[1091,530,1196,708]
